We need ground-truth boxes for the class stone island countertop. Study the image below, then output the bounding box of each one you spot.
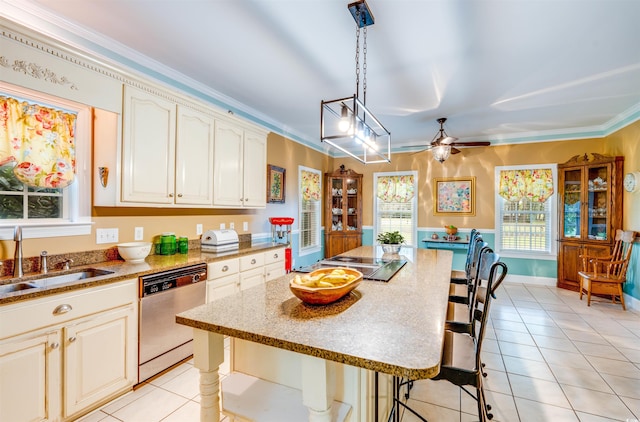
[0,242,285,305]
[177,246,453,380]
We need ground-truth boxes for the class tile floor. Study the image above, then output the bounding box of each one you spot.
[79,284,640,422]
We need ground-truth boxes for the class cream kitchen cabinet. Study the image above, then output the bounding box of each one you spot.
[207,249,285,302]
[206,257,241,303]
[122,85,214,206]
[264,247,286,281]
[213,118,268,208]
[0,279,138,422]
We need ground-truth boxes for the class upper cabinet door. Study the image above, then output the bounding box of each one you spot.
[242,130,266,208]
[122,86,176,204]
[213,120,244,207]
[176,106,215,205]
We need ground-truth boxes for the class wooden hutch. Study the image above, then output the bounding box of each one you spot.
[557,153,624,290]
[324,166,363,258]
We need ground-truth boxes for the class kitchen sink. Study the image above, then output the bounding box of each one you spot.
[31,268,116,288]
[0,282,39,294]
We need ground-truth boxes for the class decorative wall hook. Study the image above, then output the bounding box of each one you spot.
[98,166,109,188]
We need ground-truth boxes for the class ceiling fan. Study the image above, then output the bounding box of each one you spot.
[408,118,491,163]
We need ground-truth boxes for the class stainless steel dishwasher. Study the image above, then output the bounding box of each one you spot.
[138,263,207,383]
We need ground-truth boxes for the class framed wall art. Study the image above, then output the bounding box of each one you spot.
[433,177,476,216]
[267,164,286,203]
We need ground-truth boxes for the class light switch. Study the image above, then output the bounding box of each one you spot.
[220,223,226,230]
[134,227,143,241]
[243,222,249,231]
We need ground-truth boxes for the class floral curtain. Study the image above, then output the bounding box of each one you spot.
[301,170,321,201]
[377,175,415,203]
[0,95,76,188]
[498,168,554,203]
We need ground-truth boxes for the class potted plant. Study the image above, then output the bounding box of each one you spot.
[377,231,405,254]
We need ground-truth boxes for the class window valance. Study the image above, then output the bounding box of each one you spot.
[0,95,77,188]
[498,168,554,203]
[301,169,321,201]
[377,175,415,203]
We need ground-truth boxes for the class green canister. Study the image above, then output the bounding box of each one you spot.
[160,232,176,255]
[178,237,189,254]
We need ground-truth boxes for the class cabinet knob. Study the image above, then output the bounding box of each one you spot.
[222,265,229,272]
[53,304,72,315]
[177,193,183,197]
[50,342,59,350]
[169,193,174,198]
[68,336,77,343]
[251,259,256,265]
[273,253,279,258]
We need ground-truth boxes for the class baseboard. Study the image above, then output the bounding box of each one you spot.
[503,274,556,287]
[623,293,640,312]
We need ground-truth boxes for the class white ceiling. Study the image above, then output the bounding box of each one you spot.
[6,0,640,154]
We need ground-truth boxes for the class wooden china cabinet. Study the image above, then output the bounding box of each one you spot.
[557,153,624,291]
[324,166,363,258]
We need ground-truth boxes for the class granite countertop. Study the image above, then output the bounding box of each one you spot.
[176,246,453,380]
[0,242,285,305]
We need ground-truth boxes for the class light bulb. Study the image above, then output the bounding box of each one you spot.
[338,106,351,132]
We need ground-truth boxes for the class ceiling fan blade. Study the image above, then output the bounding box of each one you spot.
[439,136,458,145]
[450,141,491,147]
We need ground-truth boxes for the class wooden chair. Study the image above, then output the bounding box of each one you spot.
[578,229,636,310]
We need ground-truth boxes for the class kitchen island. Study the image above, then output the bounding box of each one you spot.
[176,246,453,421]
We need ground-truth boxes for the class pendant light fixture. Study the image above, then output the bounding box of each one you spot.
[320,0,391,164]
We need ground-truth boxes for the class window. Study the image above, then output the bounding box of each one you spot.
[374,171,417,246]
[298,166,322,255]
[0,82,92,240]
[495,164,557,258]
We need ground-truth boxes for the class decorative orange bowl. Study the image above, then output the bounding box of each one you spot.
[444,226,458,236]
[289,267,363,305]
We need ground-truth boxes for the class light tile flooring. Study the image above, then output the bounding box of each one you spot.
[79,284,640,422]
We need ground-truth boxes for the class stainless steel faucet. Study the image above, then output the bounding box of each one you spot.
[40,251,48,274]
[13,226,23,278]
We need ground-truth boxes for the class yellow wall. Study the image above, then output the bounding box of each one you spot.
[331,136,613,230]
[608,119,640,232]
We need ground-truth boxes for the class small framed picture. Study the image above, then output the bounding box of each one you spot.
[433,177,475,216]
[267,164,286,203]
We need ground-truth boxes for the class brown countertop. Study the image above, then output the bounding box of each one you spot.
[176,246,453,379]
[0,243,285,305]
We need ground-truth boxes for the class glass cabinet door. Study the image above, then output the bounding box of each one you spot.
[345,178,359,231]
[562,169,582,239]
[586,164,610,241]
[329,178,344,232]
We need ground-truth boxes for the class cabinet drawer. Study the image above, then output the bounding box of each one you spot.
[264,248,286,265]
[208,259,240,280]
[0,279,137,340]
[240,253,264,272]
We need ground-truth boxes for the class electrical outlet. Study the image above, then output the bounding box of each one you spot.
[96,228,119,244]
[229,222,235,230]
[220,223,226,230]
[196,224,203,235]
[134,227,144,241]
[243,222,248,231]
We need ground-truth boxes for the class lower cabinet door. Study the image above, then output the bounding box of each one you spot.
[240,267,265,290]
[63,304,136,418]
[0,330,61,422]
[207,275,241,303]
[264,261,285,282]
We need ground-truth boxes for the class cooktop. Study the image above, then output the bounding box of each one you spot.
[296,256,407,282]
